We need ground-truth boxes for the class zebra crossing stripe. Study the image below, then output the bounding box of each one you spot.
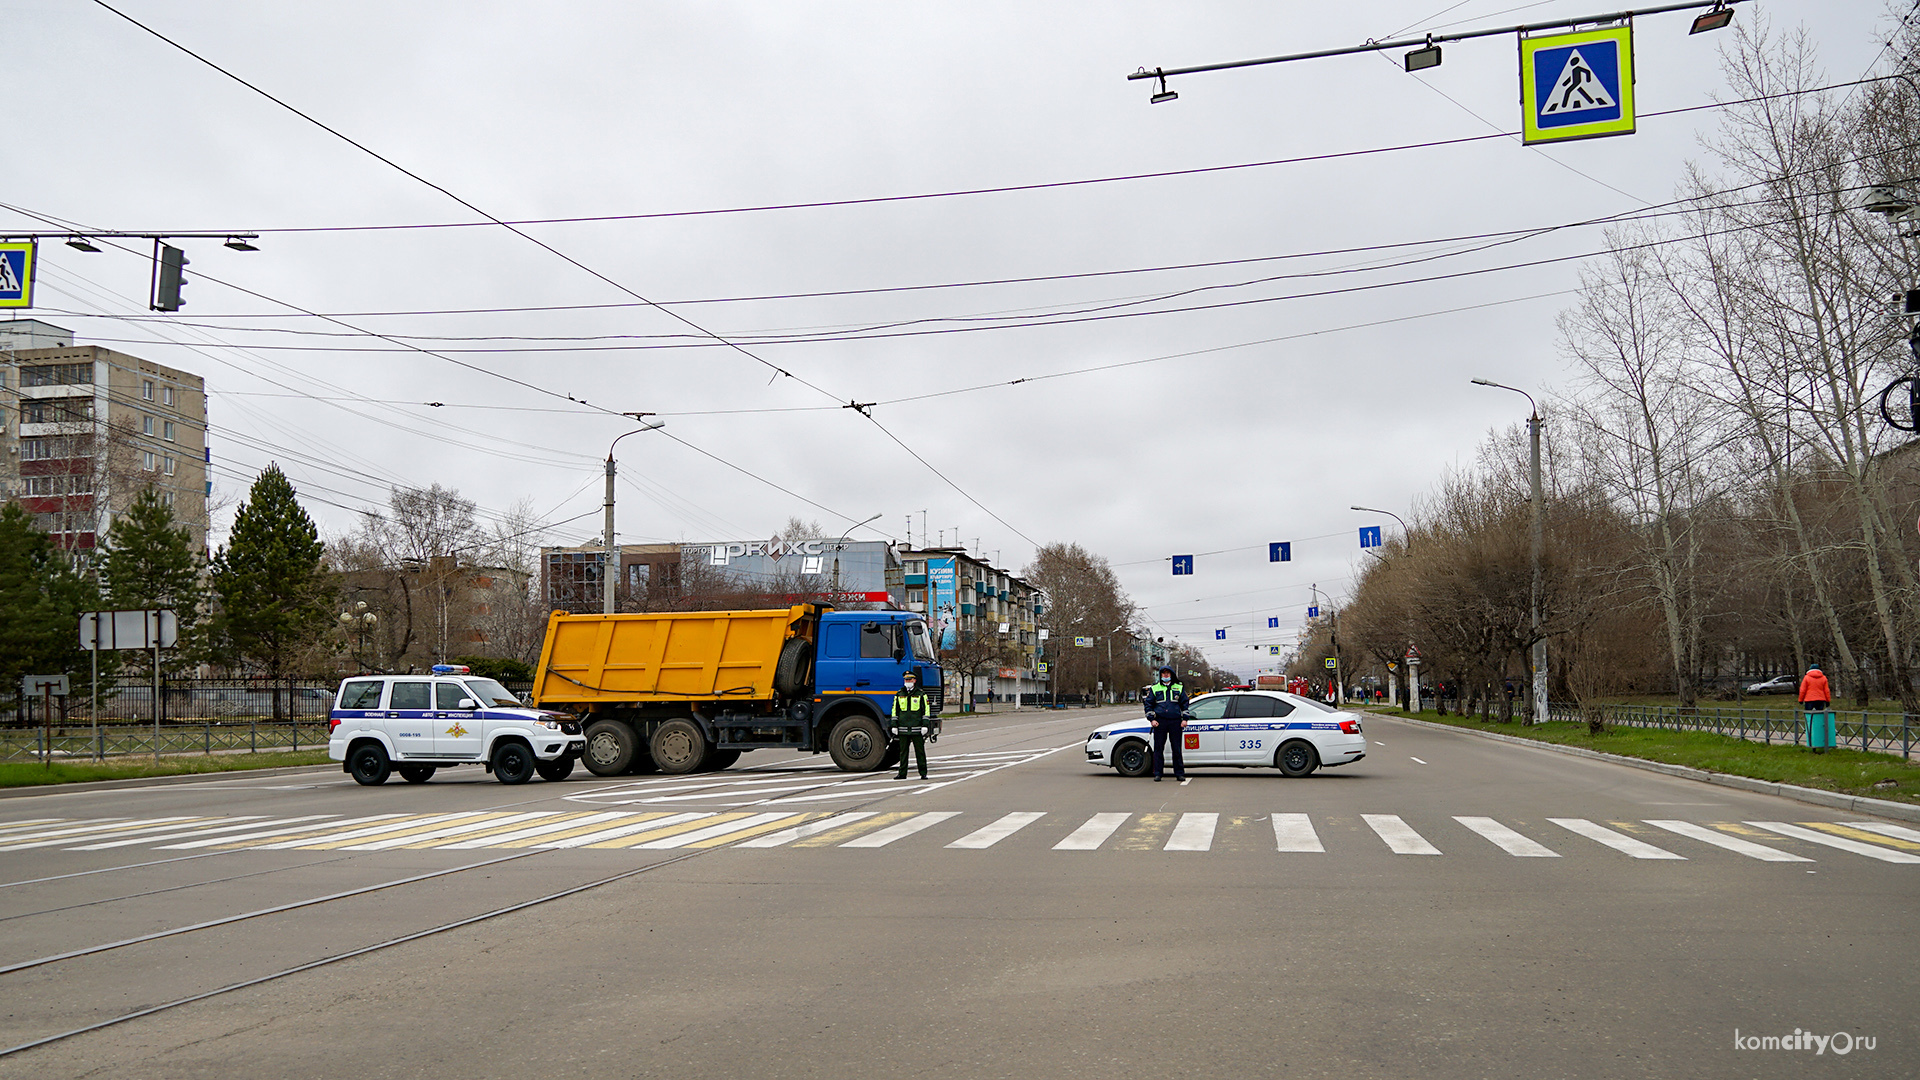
[352,812,562,851]
[1165,813,1218,851]
[424,813,630,849]
[947,812,1046,849]
[1809,822,1920,852]
[585,814,739,849]
[69,816,339,851]
[1053,813,1130,851]
[248,813,478,850]
[292,813,511,850]
[1749,822,1920,864]
[1842,821,1920,845]
[841,811,962,848]
[737,812,880,848]
[0,817,211,850]
[0,818,74,837]
[175,815,409,849]
[1455,816,1559,857]
[634,812,803,849]
[1364,814,1441,855]
[532,813,685,849]
[1548,818,1684,859]
[1271,813,1324,852]
[792,811,917,848]
[684,813,821,848]
[1643,820,1810,862]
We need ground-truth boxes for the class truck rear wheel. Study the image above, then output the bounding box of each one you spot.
[774,639,813,697]
[827,716,887,772]
[583,719,639,776]
[651,719,707,774]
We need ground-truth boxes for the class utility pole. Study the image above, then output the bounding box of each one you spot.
[604,416,664,615]
[1474,379,1547,723]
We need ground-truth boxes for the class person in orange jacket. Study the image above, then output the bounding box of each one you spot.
[1798,667,1831,712]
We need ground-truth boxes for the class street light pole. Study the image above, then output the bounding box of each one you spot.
[604,416,665,615]
[829,513,884,598]
[1473,378,1547,723]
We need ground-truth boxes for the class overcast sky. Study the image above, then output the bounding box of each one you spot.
[2,0,1893,675]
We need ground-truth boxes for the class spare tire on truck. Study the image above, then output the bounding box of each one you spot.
[774,638,814,698]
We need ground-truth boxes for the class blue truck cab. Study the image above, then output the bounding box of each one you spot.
[805,610,943,771]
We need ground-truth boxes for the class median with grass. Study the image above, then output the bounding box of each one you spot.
[1372,708,1920,807]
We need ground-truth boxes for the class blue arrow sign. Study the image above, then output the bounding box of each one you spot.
[1269,541,1290,562]
[1308,605,1319,618]
[1267,617,1279,629]
[1171,554,1193,576]
[1359,526,1382,549]
[1215,628,1227,640]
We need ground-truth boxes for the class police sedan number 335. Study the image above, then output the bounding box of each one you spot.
[1083,690,1368,778]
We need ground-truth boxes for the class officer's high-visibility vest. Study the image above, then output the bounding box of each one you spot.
[1148,682,1184,704]
[893,691,931,725]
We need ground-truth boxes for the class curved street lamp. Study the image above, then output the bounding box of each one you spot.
[604,416,666,614]
[1472,377,1546,722]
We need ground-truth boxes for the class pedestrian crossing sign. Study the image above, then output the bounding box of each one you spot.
[0,242,35,308]
[1520,24,1634,145]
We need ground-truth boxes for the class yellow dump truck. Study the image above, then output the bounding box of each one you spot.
[531,604,942,776]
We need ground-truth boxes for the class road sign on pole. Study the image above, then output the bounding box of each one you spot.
[1171,554,1194,575]
[1269,542,1290,562]
[1268,617,1279,628]
[1215,629,1227,640]
[0,241,35,308]
[1359,526,1382,549]
[1520,24,1634,145]
[1308,605,1319,618]
[79,610,179,650]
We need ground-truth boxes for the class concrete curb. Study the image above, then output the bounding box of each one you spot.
[0,761,340,800]
[1368,711,1920,825]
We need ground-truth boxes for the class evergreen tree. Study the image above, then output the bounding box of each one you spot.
[208,465,334,677]
[100,488,207,672]
[0,502,99,693]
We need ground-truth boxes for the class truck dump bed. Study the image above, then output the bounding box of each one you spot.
[531,605,815,707]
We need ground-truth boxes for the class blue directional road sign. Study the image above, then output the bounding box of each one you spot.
[1520,25,1634,145]
[1308,605,1319,618]
[1269,541,1291,562]
[1267,617,1279,629]
[0,242,35,308]
[1171,554,1194,576]
[1215,629,1227,640]
[1359,526,1382,549]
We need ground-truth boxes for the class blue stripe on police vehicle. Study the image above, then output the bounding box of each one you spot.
[1085,689,1368,779]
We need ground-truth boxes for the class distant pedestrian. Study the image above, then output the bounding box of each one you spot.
[1798,667,1830,713]
[890,671,936,780]
[1144,666,1190,784]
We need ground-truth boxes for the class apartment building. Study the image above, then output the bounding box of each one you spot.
[0,319,210,555]
[898,547,1045,702]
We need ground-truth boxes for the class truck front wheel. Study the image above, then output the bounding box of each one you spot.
[651,719,707,774]
[827,716,887,772]
[582,719,639,776]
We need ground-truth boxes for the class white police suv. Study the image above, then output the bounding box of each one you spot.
[1085,690,1367,778]
[328,665,585,786]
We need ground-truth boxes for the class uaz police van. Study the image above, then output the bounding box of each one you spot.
[328,665,585,785]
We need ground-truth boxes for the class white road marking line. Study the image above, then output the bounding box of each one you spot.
[1271,813,1324,852]
[0,817,233,851]
[1748,822,1920,864]
[1409,757,1428,765]
[1455,816,1559,857]
[1548,818,1685,860]
[536,813,709,849]
[346,812,560,850]
[68,815,339,851]
[633,812,799,849]
[0,818,72,836]
[1363,814,1442,855]
[1372,740,1386,746]
[1053,812,1131,851]
[736,812,879,848]
[1165,812,1218,851]
[0,817,202,849]
[160,814,408,849]
[841,811,962,848]
[249,813,476,850]
[1643,820,1811,862]
[947,812,1046,849]
[1843,821,1920,844]
[438,811,639,849]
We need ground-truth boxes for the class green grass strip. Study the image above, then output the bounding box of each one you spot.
[0,751,333,789]
[1378,709,1920,806]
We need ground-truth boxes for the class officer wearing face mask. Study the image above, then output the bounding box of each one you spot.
[890,671,936,780]
[1143,666,1190,783]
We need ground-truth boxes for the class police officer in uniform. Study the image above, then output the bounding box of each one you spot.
[1144,666,1190,783]
[890,671,938,780]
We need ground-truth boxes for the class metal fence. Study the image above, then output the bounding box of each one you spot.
[2,719,333,764]
[1548,702,1915,759]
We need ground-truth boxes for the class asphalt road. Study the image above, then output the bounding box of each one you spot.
[0,707,1912,1079]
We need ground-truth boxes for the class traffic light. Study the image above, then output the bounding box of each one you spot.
[151,243,188,311]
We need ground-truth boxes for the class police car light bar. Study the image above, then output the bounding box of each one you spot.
[431,664,471,675]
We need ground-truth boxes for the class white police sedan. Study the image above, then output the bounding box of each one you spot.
[1085,690,1368,778]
